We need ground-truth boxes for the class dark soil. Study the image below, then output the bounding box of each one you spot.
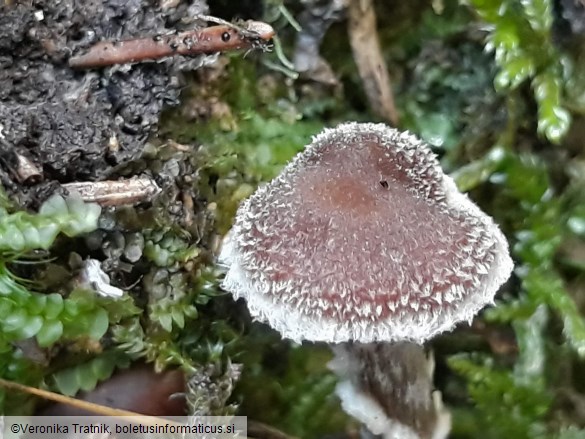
[0,0,209,207]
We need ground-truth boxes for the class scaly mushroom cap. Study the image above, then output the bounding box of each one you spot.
[220,122,513,343]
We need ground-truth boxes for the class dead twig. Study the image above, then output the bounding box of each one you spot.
[61,178,161,206]
[347,0,399,125]
[247,420,301,439]
[69,20,275,69]
[0,377,180,426]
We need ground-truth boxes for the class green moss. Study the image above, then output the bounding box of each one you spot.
[3,1,585,435]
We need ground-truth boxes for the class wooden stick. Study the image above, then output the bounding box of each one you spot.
[347,0,399,125]
[0,377,180,426]
[61,178,161,206]
[69,21,275,69]
[0,377,283,439]
[247,420,300,439]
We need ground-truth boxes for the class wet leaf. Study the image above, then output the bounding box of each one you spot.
[88,308,109,341]
[36,320,64,347]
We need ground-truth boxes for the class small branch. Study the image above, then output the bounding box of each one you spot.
[69,20,275,69]
[61,178,161,206]
[247,420,301,439]
[347,0,399,125]
[0,377,179,426]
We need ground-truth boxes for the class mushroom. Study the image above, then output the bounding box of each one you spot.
[219,122,513,438]
[220,122,513,343]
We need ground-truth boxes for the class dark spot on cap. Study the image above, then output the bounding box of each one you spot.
[380,180,389,189]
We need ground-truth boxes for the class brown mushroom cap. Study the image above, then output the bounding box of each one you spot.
[219,122,513,343]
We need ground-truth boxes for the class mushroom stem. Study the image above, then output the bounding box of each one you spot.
[328,342,451,439]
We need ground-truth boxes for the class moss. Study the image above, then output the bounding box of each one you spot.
[2,0,585,436]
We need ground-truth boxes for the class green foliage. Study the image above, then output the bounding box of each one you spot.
[0,194,114,412]
[465,0,571,142]
[449,123,585,436]
[110,266,229,374]
[3,0,585,434]
[474,150,585,355]
[161,58,329,233]
[449,306,585,438]
[283,372,340,437]
[0,195,106,351]
[0,277,110,348]
[387,2,585,435]
[144,229,200,267]
[237,342,348,439]
[0,194,100,253]
[397,5,497,153]
[111,317,148,359]
[52,352,131,396]
[400,38,497,153]
[451,308,551,438]
[0,347,44,415]
[39,194,102,238]
[450,147,506,192]
[0,187,238,414]
[194,113,319,233]
[145,269,199,332]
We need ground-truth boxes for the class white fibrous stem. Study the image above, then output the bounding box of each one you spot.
[328,342,451,439]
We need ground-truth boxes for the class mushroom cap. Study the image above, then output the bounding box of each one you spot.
[219,122,513,344]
